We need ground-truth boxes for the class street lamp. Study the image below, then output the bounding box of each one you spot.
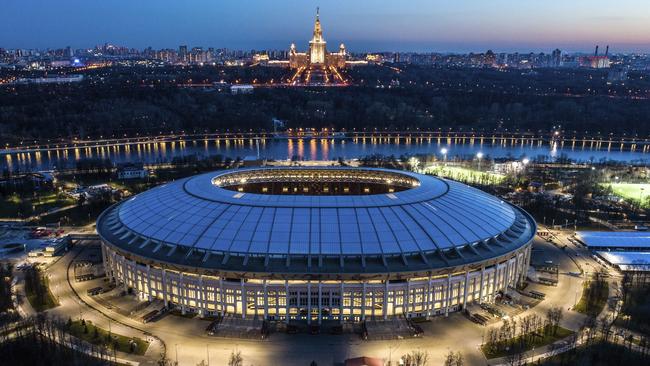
[476,152,484,171]
[440,148,448,165]
[639,187,645,207]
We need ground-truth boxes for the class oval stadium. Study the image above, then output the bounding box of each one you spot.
[97,167,536,323]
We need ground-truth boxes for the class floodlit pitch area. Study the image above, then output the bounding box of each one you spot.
[605,183,650,206]
[424,166,506,186]
[97,167,535,323]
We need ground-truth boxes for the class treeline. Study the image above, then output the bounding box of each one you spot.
[24,266,57,311]
[0,315,119,366]
[620,272,650,336]
[483,306,565,357]
[0,263,14,314]
[2,65,650,143]
[547,313,650,366]
[576,269,609,317]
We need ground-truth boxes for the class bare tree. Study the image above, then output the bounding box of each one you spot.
[402,350,429,366]
[228,350,244,366]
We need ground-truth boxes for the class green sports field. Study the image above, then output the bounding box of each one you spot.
[605,183,650,207]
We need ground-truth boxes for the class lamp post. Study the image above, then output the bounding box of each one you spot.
[476,152,484,171]
[441,148,448,165]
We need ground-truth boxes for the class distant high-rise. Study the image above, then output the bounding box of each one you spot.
[551,49,562,67]
[178,45,188,61]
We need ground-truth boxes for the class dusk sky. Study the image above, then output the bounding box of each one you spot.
[2,0,649,53]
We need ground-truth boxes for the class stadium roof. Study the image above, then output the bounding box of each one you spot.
[576,231,650,249]
[596,251,650,272]
[97,167,535,276]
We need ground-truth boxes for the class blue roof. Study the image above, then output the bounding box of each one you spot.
[576,231,650,249]
[109,167,526,259]
[596,251,650,272]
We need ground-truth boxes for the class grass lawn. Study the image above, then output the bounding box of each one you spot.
[37,201,112,226]
[481,326,575,359]
[68,320,149,355]
[0,192,75,219]
[424,166,506,185]
[25,275,59,312]
[603,183,650,208]
[574,281,609,317]
[25,279,59,312]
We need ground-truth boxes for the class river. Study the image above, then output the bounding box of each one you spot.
[2,138,649,172]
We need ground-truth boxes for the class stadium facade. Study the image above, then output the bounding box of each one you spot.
[97,167,535,323]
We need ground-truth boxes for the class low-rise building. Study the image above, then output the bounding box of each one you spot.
[117,163,148,179]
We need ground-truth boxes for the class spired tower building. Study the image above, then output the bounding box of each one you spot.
[308,8,327,64]
[289,8,347,84]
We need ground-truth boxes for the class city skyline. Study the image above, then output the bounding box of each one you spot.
[2,0,650,53]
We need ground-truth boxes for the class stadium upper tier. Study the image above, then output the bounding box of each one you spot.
[97,167,535,276]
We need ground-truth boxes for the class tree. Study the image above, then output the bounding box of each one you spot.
[402,350,429,366]
[443,350,463,366]
[228,350,243,366]
[157,352,178,366]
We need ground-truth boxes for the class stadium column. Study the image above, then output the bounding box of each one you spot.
[180,273,186,314]
[479,266,485,303]
[198,275,204,316]
[371,284,376,320]
[426,275,433,318]
[361,282,367,321]
[131,259,139,297]
[514,250,522,287]
[122,260,129,292]
[318,281,322,324]
[504,258,511,290]
[491,265,498,301]
[101,245,110,279]
[519,247,529,286]
[162,269,168,307]
[444,274,451,317]
[285,280,290,324]
[329,289,333,321]
[404,280,410,317]
[339,282,344,323]
[462,270,470,309]
[219,277,225,316]
[263,280,269,320]
[146,264,152,301]
[307,281,312,325]
[382,280,388,320]
[241,278,246,319]
[276,285,280,318]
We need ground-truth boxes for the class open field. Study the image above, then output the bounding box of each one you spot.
[481,326,575,359]
[68,320,149,355]
[574,281,609,317]
[25,272,59,312]
[424,166,506,185]
[604,183,650,207]
[0,193,75,218]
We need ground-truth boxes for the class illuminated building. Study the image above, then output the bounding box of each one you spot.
[98,167,535,324]
[288,8,349,84]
